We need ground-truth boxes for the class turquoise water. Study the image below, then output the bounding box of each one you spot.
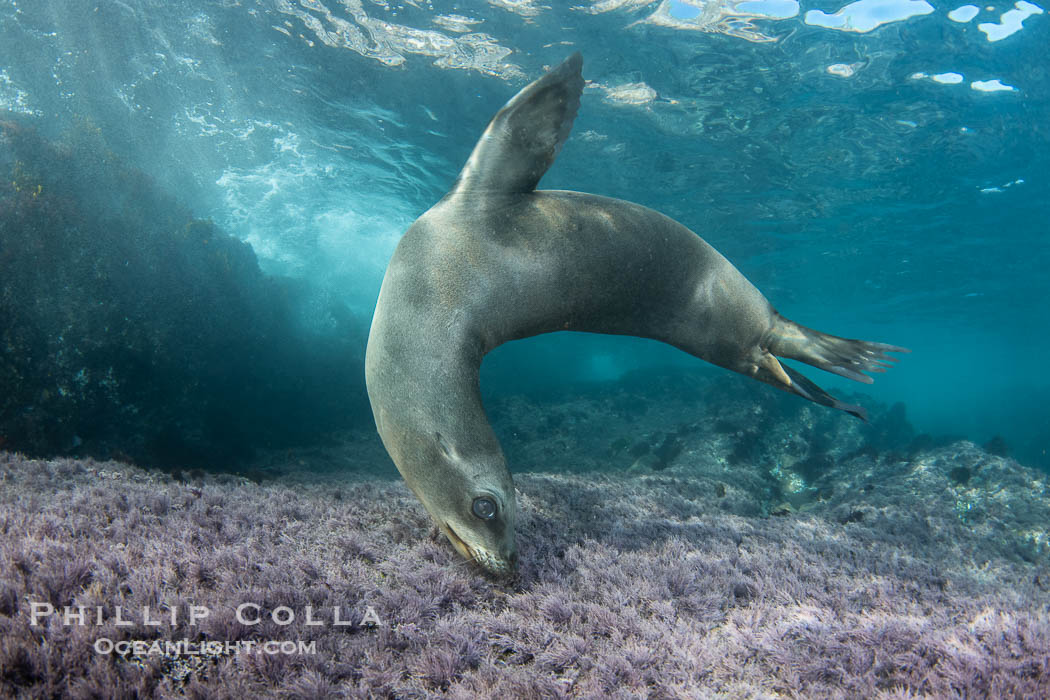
[1,0,1047,468]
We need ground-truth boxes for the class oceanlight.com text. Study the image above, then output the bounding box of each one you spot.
[94,638,318,657]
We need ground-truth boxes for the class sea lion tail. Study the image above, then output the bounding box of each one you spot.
[756,314,909,421]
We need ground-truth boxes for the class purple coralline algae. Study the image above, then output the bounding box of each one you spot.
[1,412,1048,698]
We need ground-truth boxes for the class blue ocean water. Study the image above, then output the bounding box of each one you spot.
[1,0,1047,468]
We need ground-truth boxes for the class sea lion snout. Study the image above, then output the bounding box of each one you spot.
[442,519,517,576]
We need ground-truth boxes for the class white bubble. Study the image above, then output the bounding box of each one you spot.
[948,4,981,21]
[971,78,1016,91]
[978,1,1044,41]
[827,63,859,77]
[804,0,935,33]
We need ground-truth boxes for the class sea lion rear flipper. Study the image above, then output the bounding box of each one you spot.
[781,364,869,421]
[767,314,910,385]
[752,315,909,420]
[752,352,870,420]
[451,53,584,195]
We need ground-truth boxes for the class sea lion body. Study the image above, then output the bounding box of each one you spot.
[365,54,906,576]
[378,191,768,361]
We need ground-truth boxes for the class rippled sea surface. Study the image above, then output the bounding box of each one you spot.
[1,0,1047,468]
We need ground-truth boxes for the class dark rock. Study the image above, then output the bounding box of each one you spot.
[984,435,1010,458]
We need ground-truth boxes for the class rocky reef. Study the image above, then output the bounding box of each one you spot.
[0,120,368,468]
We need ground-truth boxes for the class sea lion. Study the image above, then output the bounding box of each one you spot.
[364,53,906,576]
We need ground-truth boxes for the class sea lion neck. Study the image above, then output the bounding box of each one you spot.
[367,313,497,457]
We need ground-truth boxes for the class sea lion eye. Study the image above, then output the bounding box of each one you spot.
[472,496,497,520]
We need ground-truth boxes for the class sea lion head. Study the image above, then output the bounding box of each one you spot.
[402,431,518,577]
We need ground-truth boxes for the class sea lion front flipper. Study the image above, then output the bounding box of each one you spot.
[451,52,584,195]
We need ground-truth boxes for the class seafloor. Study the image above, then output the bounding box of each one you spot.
[1,370,1048,698]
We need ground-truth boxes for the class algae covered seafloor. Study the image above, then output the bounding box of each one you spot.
[1,372,1049,698]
